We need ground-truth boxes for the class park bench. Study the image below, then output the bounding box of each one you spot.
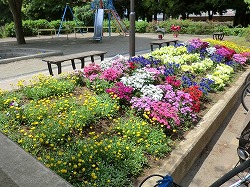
[42,50,107,76]
[38,28,71,39]
[150,39,178,51]
[213,32,225,40]
[37,29,56,38]
[73,26,114,38]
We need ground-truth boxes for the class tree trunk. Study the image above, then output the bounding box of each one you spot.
[233,8,250,27]
[181,13,187,20]
[208,11,213,21]
[8,0,26,44]
[147,14,152,22]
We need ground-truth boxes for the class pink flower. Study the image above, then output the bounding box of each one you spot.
[106,82,134,101]
[233,54,248,65]
[215,46,236,60]
[100,68,122,81]
[83,64,101,78]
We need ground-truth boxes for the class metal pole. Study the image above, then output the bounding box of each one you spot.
[129,0,135,57]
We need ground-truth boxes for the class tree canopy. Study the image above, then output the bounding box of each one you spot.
[1,0,250,44]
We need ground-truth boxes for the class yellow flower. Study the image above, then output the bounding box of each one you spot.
[60,169,67,173]
[91,172,97,179]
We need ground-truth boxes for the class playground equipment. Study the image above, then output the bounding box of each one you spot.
[58,4,83,37]
[91,0,129,41]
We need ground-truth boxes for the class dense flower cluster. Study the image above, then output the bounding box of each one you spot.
[106,82,134,101]
[184,85,203,112]
[81,38,249,128]
[232,54,248,64]
[83,64,101,79]
[100,68,122,81]
[187,38,209,54]
[120,68,155,90]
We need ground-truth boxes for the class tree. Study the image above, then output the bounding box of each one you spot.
[1,0,26,44]
[245,0,250,7]
[0,1,12,26]
[232,0,250,26]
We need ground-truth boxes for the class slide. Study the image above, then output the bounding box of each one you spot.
[93,9,104,41]
[110,10,129,36]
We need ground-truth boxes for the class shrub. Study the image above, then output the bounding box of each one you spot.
[135,21,149,33]
[33,19,51,29]
[4,22,15,37]
[49,20,61,29]
[73,4,93,26]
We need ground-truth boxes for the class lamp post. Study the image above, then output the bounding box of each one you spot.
[129,0,135,57]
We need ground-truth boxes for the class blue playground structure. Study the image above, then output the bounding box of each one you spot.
[91,0,129,41]
[58,4,83,37]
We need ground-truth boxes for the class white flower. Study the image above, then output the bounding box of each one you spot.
[100,55,128,71]
[140,84,164,101]
[120,69,155,89]
[206,47,216,55]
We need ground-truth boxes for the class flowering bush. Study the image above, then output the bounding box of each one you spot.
[120,68,156,90]
[106,82,134,102]
[170,25,181,32]
[83,64,101,79]
[100,68,122,81]
[140,84,164,101]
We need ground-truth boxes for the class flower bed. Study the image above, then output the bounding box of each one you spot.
[0,38,249,187]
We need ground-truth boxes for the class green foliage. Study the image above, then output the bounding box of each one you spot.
[86,78,114,94]
[49,20,61,29]
[33,19,51,29]
[0,2,12,26]
[2,17,249,37]
[0,112,8,129]
[135,21,149,33]
[73,4,94,26]
[0,26,5,38]
[20,75,76,100]
[22,20,38,36]
[112,113,173,157]
[4,22,15,37]
[103,19,129,33]
[243,27,250,41]
[0,91,23,111]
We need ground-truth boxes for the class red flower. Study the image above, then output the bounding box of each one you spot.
[170,25,181,32]
[166,76,181,88]
[184,85,203,112]
[128,62,136,70]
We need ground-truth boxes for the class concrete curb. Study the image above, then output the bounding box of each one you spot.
[134,70,249,186]
[0,48,63,64]
[0,133,72,187]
